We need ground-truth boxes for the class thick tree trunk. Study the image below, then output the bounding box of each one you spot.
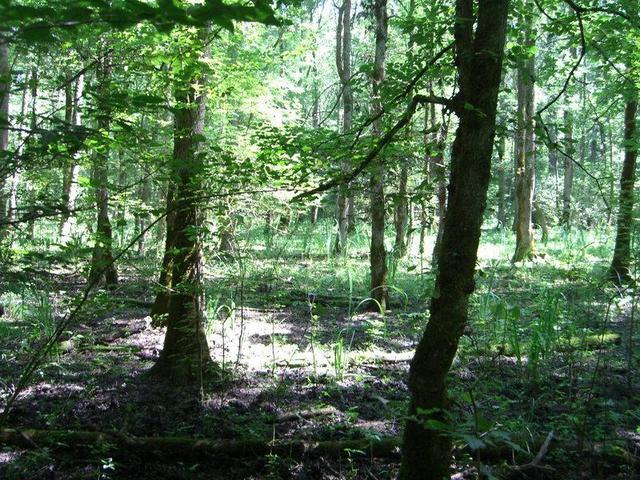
[399,0,509,478]
[152,35,213,381]
[60,74,84,241]
[369,0,389,311]
[609,95,638,284]
[512,17,536,262]
[0,39,9,237]
[561,109,574,228]
[89,53,118,288]
[334,0,353,254]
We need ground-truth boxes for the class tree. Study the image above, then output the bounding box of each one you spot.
[152,29,214,381]
[561,109,574,228]
[430,98,448,266]
[399,0,509,477]
[60,73,84,241]
[88,48,118,288]
[609,90,638,284]
[369,0,389,311]
[512,5,536,262]
[393,0,416,260]
[0,37,8,237]
[334,0,353,254]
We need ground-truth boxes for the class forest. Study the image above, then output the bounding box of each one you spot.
[0,0,638,478]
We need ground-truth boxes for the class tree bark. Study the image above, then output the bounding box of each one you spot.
[334,0,353,254]
[399,0,509,478]
[609,94,638,284]
[561,109,574,228]
[88,52,118,288]
[369,0,389,311]
[512,13,536,262]
[152,32,214,381]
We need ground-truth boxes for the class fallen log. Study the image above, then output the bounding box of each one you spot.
[0,428,401,460]
[1,428,638,473]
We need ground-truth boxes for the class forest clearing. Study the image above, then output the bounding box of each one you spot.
[0,0,638,479]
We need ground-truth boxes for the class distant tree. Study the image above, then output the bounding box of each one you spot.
[561,109,574,228]
[0,37,9,238]
[60,73,84,241]
[334,0,353,254]
[609,89,638,284]
[513,3,536,262]
[369,0,389,311]
[88,48,118,288]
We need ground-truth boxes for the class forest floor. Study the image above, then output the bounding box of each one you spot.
[1,226,640,479]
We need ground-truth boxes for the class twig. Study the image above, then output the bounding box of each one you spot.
[512,430,555,472]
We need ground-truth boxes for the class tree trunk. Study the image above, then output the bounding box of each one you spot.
[393,164,409,258]
[0,38,9,238]
[549,121,560,214]
[60,74,84,241]
[419,106,430,261]
[369,0,389,311]
[512,15,536,262]
[496,134,507,227]
[430,99,448,267]
[136,170,151,255]
[561,109,574,228]
[334,0,353,254]
[399,0,509,478]
[88,53,118,288]
[609,94,638,284]
[152,33,214,381]
[150,184,175,320]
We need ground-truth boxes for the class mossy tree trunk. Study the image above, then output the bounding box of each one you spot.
[369,0,389,311]
[513,8,536,262]
[609,93,638,284]
[399,0,509,477]
[152,35,213,381]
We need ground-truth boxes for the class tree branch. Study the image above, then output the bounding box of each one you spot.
[293,94,453,200]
